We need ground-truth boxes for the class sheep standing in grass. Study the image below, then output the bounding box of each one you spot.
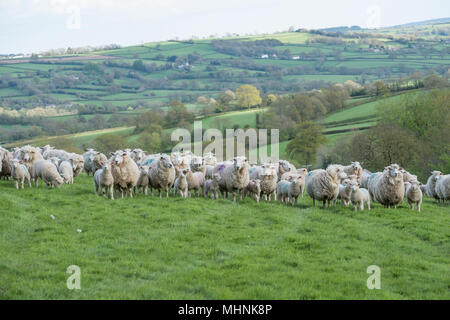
[58,159,75,184]
[435,174,450,203]
[350,184,371,212]
[338,181,353,207]
[11,160,31,189]
[68,153,84,177]
[43,148,69,161]
[281,168,308,197]
[424,171,443,201]
[32,159,64,188]
[94,162,114,200]
[306,165,347,208]
[260,165,278,201]
[277,175,304,206]
[360,169,372,189]
[190,156,206,175]
[174,170,189,198]
[277,160,296,181]
[16,146,43,176]
[406,181,423,211]
[83,150,108,176]
[368,165,404,208]
[218,156,249,202]
[111,151,140,198]
[185,168,205,198]
[0,147,13,180]
[135,165,150,195]
[148,154,175,198]
[203,173,220,199]
[243,179,261,203]
[130,149,146,165]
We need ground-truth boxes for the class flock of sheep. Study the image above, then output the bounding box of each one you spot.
[0,145,449,211]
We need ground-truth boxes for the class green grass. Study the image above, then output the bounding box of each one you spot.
[0,175,448,299]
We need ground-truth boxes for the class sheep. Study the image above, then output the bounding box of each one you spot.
[43,148,70,161]
[338,181,353,207]
[350,184,371,212]
[11,159,31,189]
[15,145,43,176]
[58,159,75,184]
[203,173,220,199]
[329,162,362,183]
[83,150,108,176]
[48,157,60,169]
[360,169,372,189]
[130,149,146,165]
[406,180,423,211]
[368,165,405,208]
[171,152,190,178]
[277,175,304,206]
[277,160,296,181]
[141,153,160,167]
[203,152,217,166]
[69,153,84,177]
[306,165,347,208]
[205,165,215,179]
[401,169,417,183]
[0,147,13,180]
[217,156,249,202]
[135,165,150,195]
[148,154,176,198]
[174,170,189,198]
[110,151,140,198]
[243,179,261,203]
[249,165,263,180]
[185,168,205,198]
[424,171,443,201]
[32,159,64,188]
[94,162,114,200]
[281,167,308,197]
[260,165,278,201]
[435,174,450,203]
[190,155,206,175]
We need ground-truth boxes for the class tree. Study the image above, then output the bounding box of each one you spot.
[374,81,390,96]
[236,84,262,110]
[137,131,162,153]
[286,121,327,166]
[91,134,128,155]
[165,100,195,128]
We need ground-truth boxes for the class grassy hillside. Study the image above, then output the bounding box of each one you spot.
[0,175,448,299]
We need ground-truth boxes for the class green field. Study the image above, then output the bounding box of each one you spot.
[0,175,448,299]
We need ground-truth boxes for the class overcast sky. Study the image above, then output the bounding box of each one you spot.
[1,0,448,54]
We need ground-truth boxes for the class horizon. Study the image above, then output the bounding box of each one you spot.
[1,0,449,55]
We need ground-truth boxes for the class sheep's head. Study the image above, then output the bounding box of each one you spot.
[212,173,221,182]
[279,160,291,173]
[190,156,204,170]
[431,171,443,181]
[233,156,247,171]
[297,168,308,176]
[292,175,303,186]
[55,175,64,187]
[111,152,124,165]
[132,149,145,162]
[351,161,362,172]
[327,165,347,182]
[409,181,421,192]
[204,152,217,165]
[160,155,173,169]
[139,165,150,175]
[101,161,111,172]
[350,182,360,192]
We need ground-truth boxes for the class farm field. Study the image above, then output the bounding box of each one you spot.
[0,175,448,299]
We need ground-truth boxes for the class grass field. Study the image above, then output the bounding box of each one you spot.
[0,175,448,299]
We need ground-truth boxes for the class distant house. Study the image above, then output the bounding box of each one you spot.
[291,55,300,60]
[260,54,269,59]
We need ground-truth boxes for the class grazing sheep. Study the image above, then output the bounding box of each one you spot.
[32,160,64,188]
[110,151,140,198]
[94,162,114,200]
[368,165,405,208]
[58,160,75,184]
[260,165,278,201]
[11,159,31,189]
[217,156,250,202]
[406,181,423,211]
[435,174,450,203]
[424,171,443,201]
[306,165,347,208]
[148,154,176,198]
[135,165,150,195]
[185,168,205,197]
[243,179,261,203]
[174,170,189,198]
[83,150,108,176]
[338,181,353,207]
[350,184,371,212]
[277,175,304,206]
[0,147,13,180]
[48,157,60,169]
[203,173,220,199]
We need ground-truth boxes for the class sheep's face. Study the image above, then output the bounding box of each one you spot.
[133,149,144,162]
[213,173,220,182]
[293,175,303,186]
[336,167,347,180]
[112,153,124,165]
[233,157,247,171]
[279,160,291,172]
[22,150,31,161]
[351,162,362,172]
[140,165,150,175]
[160,156,173,169]
[387,166,399,178]
[351,183,360,192]
[55,176,64,188]
[432,171,442,181]
[410,182,420,192]
[191,156,203,170]
[204,152,216,165]
[102,163,111,172]
[297,168,308,176]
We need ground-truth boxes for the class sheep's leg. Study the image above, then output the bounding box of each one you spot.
[360,202,364,211]
[109,185,114,200]
[165,187,169,198]
[417,201,421,212]
[34,177,38,187]
[14,180,18,190]
[232,191,236,202]
[323,200,327,208]
[27,177,31,188]
[354,204,357,212]
[21,178,25,189]
[367,201,371,211]
[312,198,315,207]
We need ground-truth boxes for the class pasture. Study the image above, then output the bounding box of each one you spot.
[0,175,448,299]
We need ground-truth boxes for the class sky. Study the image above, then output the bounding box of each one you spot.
[0,0,449,54]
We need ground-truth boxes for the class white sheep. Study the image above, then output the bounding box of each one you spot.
[94,162,114,200]
[58,160,75,184]
[83,150,108,176]
[424,171,443,201]
[148,154,176,198]
[338,181,353,207]
[350,184,371,212]
[110,151,140,198]
[135,165,150,195]
[217,157,249,202]
[185,168,205,197]
[174,170,189,198]
[368,165,404,208]
[260,164,278,201]
[0,147,13,180]
[11,159,31,189]
[306,165,347,208]
[277,175,304,206]
[32,159,64,188]
[243,179,261,203]
[203,173,220,199]
[435,174,450,203]
[406,180,423,211]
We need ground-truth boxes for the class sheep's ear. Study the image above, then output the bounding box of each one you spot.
[122,152,127,156]
[110,152,114,156]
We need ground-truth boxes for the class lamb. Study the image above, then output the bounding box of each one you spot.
[135,165,150,195]
[83,150,108,176]
[329,162,362,183]
[32,159,64,188]
[338,181,353,207]
[217,156,249,202]
[94,162,114,200]
[11,159,31,189]
[15,145,43,176]
[148,154,176,198]
[406,180,423,211]
[435,174,450,203]
[203,173,220,199]
[185,168,205,197]
[260,165,278,201]
[368,165,405,208]
[281,167,308,197]
[58,160,75,184]
[0,147,13,180]
[350,184,371,212]
[306,165,347,208]
[424,171,443,201]
[276,175,304,206]
[110,151,140,198]
[174,170,189,198]
[243,179,261,203]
